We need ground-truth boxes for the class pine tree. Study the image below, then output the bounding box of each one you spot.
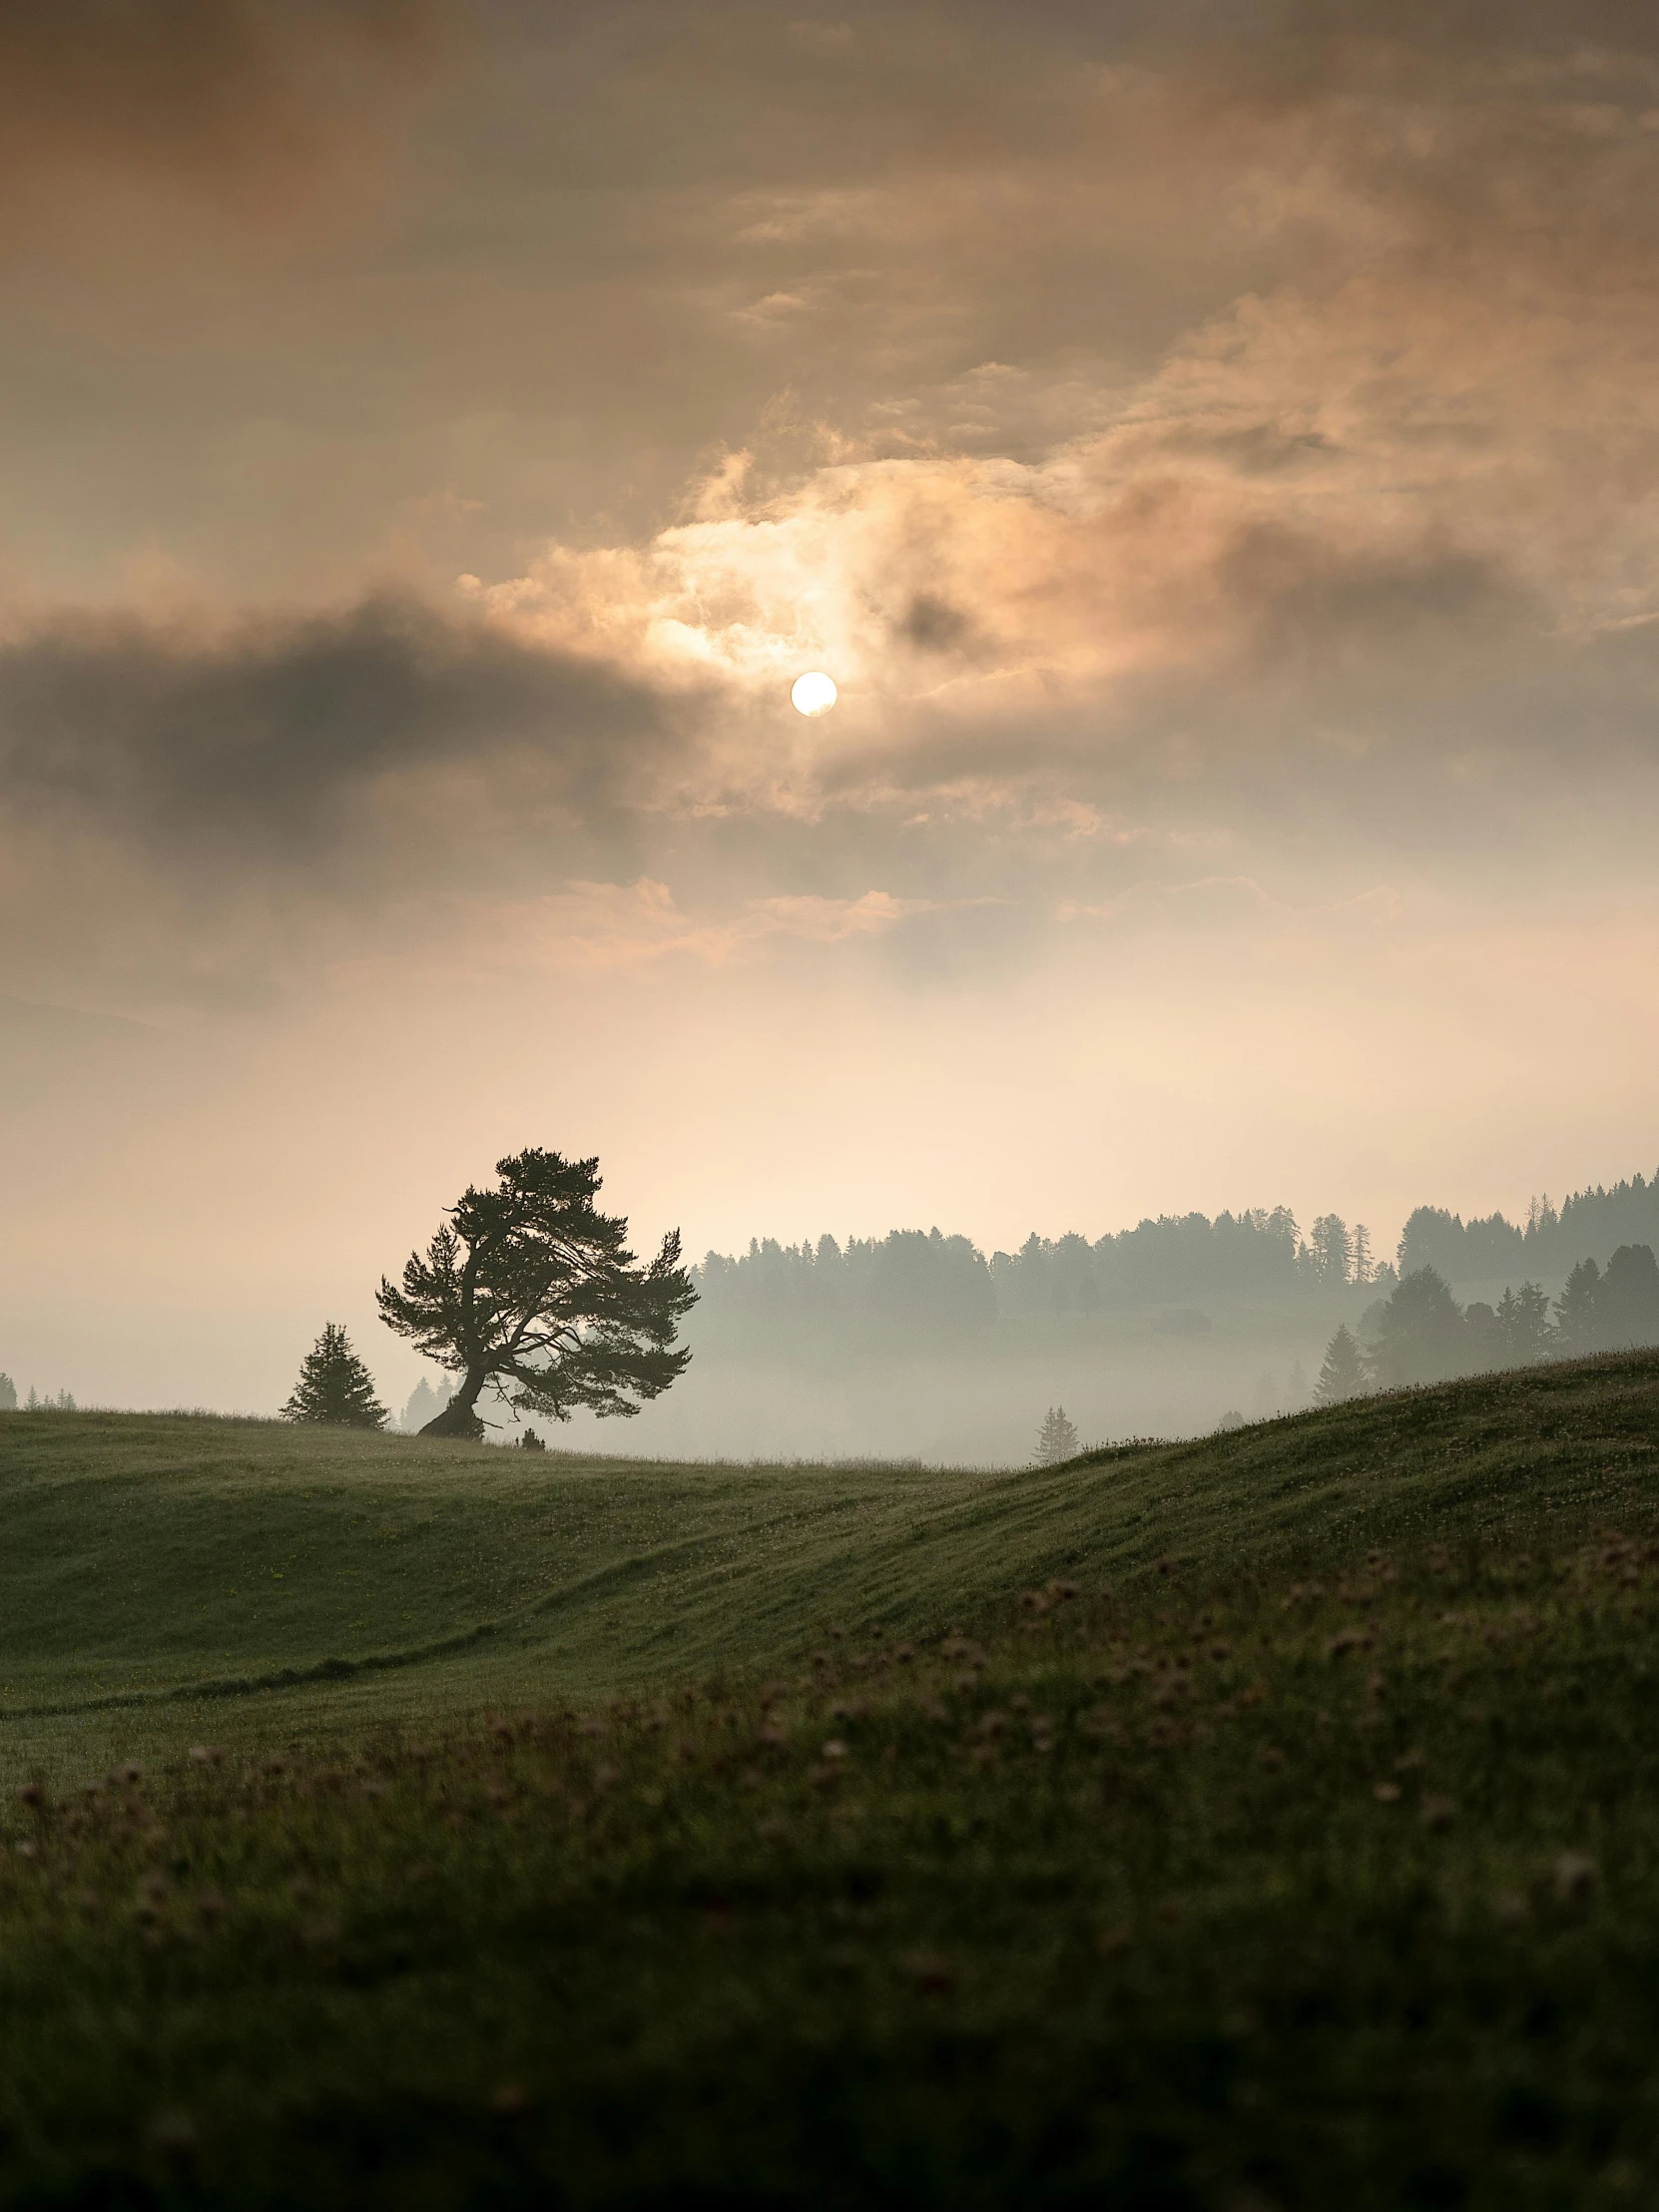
[378,1148,695,1438]
[1597,1244,1659,1349]
[1315,1324,1367,1402]
[1032,1406,1080,1466]
[1553,1259,1603,1357]
[1495,1282,1552,1365]
[282,1324,387,1428]
[1352,1224,1374,1285]
[1369,1268,1467,1388]
[0,1373,14,1410]
[1310,1215,1353,1285]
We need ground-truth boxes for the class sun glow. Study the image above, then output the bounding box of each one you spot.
[790,670,837,717]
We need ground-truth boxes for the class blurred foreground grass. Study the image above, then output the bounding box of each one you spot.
[1,1359,1659,2203]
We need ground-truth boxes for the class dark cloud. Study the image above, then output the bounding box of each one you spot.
[0,0,445,211]
[0,596,674,864]
[895,595,972,653]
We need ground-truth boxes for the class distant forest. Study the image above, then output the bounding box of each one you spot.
[690,1166,1659,1350]
[1397,1175,1659,1281]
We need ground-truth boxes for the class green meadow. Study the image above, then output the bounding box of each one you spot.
[2,1354,1659,2204]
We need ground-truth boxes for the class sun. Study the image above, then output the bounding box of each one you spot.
[790,671,837,717]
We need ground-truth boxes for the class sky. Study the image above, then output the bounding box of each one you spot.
[4,0,1659,1413]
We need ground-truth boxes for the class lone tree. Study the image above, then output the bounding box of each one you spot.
[282,1323,387,1428]
[377,1148,697,1440]
[1033,1405,1080,1466]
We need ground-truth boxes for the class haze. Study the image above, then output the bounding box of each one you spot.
[3,0,1658,1441]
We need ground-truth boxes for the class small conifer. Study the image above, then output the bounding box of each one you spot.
[1315,1324,1368,1403]
[282,1324,387,1428]
[1033,1405,1080,1466]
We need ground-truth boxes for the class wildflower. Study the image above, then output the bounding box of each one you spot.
[1373,1783,1401,1804]
[822,1739,848,1761]
[187,1745,225,1767]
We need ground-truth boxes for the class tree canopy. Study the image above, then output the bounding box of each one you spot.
[377,1148,696,1439]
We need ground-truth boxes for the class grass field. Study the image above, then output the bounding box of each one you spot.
[2,1355,1659,2204]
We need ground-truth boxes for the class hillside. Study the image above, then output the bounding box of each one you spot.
[3,1349,1657,1781]
[1,1356,1658,2204]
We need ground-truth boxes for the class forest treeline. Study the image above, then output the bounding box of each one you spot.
[691,1165,1659,1352]
[1318,1245,1659,1400]
[1397,1173,1659,1280]
[691,1211,1382,1351]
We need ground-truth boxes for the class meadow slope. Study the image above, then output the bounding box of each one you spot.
[2,1356,1659,2204]
[1,1349,1656,1779]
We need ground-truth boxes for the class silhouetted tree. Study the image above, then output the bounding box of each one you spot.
[1033,1406,1080,1465]
[282,1323,386,1428]
[1309,1215,1353,1286]
[1495,1282,1552,1366]
[1315,1324,1367,1402]
[378,1148,697,1439]
[1370,1267,1466,1388]
[1352,1223,1375,1285]
[1553,1258,1603,1357]
[1597,1244,1659,1349]
[1463,1302,1504,1371]
[0,1373,14,1410]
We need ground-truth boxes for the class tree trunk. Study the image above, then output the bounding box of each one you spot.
[419,1370,487,1440]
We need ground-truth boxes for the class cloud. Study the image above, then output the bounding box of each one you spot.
[0,594,675,863]
[0,0,445,223]
[447,878,963,974]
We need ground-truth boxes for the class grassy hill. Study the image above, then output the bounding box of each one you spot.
[2,1358,1659,2206]
[3,1350,1658,1782]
